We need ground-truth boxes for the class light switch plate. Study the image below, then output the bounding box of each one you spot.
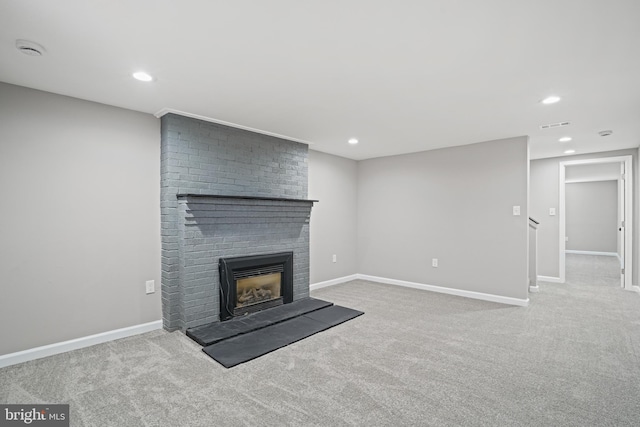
[513,206,521,216]
[549,208,556,216]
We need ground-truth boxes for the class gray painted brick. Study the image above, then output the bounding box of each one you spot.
[161,113,310,331]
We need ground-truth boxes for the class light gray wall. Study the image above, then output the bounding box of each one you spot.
[357,136,529,300]
[529,158,561,277]
[530,149,638,282]
[566,181,618,252]
[308,150,358,283]
[0,83,161,356]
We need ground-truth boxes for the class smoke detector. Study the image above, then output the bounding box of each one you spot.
[598,130,613,137]
[15,39,46,56]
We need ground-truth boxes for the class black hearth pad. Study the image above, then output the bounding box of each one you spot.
[186,297,333,346]
[202,305,364,368]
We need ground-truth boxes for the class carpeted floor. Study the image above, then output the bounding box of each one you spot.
[1,254,639,426]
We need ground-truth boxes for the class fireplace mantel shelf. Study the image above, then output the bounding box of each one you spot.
[176,194,318,203]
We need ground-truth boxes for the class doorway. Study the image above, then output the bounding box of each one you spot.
[559,155,633,290]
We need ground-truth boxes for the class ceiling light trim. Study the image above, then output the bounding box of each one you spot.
[154,108,315,146]
[133,71,154,82]
[541,95,561,105]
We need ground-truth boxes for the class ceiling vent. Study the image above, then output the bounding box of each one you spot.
[15,40,46,56]
[539,121,570,130]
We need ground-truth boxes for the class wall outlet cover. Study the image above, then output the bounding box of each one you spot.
[145,280,155,294]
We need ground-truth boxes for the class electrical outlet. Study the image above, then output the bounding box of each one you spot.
[432,258,438,268]
[332,254,337,263]
[145,280,155,294]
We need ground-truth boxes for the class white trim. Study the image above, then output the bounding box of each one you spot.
[357,274,529,307]
[312,273,532,306]
[310,274,358,291]
[560,156,634,166]
[559,162,566,283]
[154,108,314,146]
[559,155,633,290]
[623,160,633,290]
[529,284,540,293]
[565,250,619,257]
[631,286,640,294]
[0,320,162,369]
[565,178,618,184]
[0,271,539,367]
[537,275,563,283]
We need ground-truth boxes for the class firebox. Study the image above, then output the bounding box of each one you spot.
[218,252,294,321]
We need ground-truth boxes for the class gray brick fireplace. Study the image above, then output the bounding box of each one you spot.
[160,113,313,331]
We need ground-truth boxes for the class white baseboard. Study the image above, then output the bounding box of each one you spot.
[529,284,540,293]
[565,250,619,257]
[0,320,163,369]
[357,274,529,307]
[312,273,530,306]
[310,274,358,291]
[537,275,563,283]
[0,271,541,367]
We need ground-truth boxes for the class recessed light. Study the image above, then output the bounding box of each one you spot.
[133,71,154,82]
[541,95,561,105]
[564,149,575,154]
[558,137,572,142]
[348,138,359,145]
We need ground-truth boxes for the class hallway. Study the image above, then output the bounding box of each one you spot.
[565,253,621,286]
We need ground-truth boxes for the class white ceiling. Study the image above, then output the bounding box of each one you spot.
[1,0,639,160]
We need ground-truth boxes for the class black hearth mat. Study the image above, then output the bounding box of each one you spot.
[202,305,364,368]
[186,297,333,346]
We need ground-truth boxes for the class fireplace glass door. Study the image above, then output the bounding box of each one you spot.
[219,251,294,320]
[231,263,286,316]
[236,272,282,309]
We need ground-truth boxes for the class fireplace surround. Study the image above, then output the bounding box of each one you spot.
[173,193,315,330]
[160,113,314,332]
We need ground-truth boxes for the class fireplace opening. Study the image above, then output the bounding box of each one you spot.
[219,252,293,321]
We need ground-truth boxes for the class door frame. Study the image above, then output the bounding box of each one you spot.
[559,155,633,289]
